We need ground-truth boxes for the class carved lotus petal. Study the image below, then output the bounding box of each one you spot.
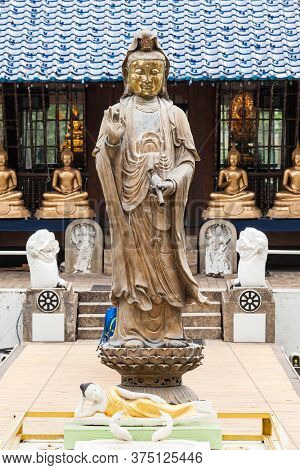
[170,348,186,358]
[148,356,162,365]
[143,364,156,371]
[166,357,179,365]
[109,357,120,365]
[171,364,182,373]
[122,356,135,365]
[159,364,171,371]
[134,356,149,365]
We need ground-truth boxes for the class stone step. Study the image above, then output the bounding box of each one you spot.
[184,301,220,314]
[78,301,221,316]
[78,302,111,315]
[78,327,102,341]
[182,312,221,327]
[78,312,222,328]
[77,291,111,303]
[77,326,222,341]
[77,290,223,304]
[185,327,222,340]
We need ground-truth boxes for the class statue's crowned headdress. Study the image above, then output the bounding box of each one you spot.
[122,29,170,99]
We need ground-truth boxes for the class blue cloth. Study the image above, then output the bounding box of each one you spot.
[0,0,299,82]
[100,306,117,344]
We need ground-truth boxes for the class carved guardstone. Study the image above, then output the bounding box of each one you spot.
[65,219,103,274]
[99,342,205,404]
[199,219,237,276]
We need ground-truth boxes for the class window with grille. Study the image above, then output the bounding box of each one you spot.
[18,84,86,171]
[219,81,299,170]
[218,81,300,212]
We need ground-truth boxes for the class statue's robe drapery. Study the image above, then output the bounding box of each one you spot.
[94,96,206,346]
[105,386,195,418]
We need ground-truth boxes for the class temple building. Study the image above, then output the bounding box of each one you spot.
[0,0,299,264]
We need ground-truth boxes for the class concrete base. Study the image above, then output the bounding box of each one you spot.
[32,313,65,342]
[64,422,223,450]
[222,281,275,343]
[234,313,266,342]
[22,283,78,342]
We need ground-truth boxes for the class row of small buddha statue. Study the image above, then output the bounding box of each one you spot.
[0,141,300,220]
[203,143,300,219]
[0,145,94,219]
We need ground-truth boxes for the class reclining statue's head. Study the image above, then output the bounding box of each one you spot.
[80,382,107,410]
[122,29,170,99]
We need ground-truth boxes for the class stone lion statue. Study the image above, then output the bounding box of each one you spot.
[26,229,67,289]
[235,227,268,287]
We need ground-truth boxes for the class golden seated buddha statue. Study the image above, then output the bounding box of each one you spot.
[35,148,94,219]
[203,144,262,219]
[268,144,300,218]
[0,144,30,218]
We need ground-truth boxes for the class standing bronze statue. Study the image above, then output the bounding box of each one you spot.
[94,30,207,350]
[268,144,300,218]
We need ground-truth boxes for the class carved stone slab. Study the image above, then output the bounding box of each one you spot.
[65,219,103,274]
[199,219,237,276]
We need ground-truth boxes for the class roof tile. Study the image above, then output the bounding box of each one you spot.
[0,0,299,81]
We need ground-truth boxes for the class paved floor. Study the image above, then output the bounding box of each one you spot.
[0,269,299,291]
[0,341,300,448]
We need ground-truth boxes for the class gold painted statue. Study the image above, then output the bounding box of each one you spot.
[35,148,94,219]
[0,144,30,218]
[268,144,300,218]
[64,106,84,154]
[93,30,207,349]
[203,144,262,219]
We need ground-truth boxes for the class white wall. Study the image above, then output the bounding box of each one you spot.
[0,290,26,350]
[274,289,300,357]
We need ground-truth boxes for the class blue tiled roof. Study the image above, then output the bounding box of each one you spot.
[0,0,299,82]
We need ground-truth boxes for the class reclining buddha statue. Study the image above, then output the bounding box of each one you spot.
[0,143,30,218]
[203,144,262,219]
[35,148,94,219]
[268,144,300,218]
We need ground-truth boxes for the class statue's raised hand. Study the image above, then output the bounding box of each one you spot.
[106,107,126,146]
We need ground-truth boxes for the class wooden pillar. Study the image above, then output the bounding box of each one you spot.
[85,82,123,229]
[187,82,216,230]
